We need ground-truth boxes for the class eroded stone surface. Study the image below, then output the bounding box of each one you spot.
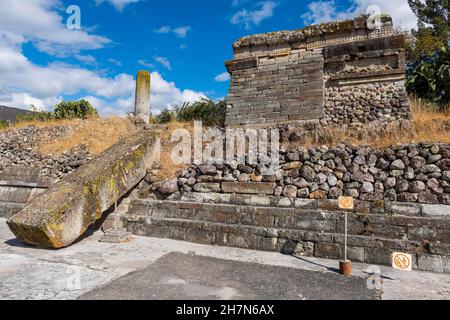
[7,131,158,248]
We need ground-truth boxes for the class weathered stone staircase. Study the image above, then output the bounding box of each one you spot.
[107,191,450,274]
[0,167,53,218]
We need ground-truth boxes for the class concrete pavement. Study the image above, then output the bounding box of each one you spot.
[0,218,449,300]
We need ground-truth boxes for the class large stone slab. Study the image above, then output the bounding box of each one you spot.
[7,131,159,249]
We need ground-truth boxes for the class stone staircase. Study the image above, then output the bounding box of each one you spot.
[110,192,450,274]
[0,167,54,218]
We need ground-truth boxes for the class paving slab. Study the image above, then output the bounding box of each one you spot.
[0,218,449,300]
[80,252,378,300]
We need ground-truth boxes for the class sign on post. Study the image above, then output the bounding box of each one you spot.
[392,252,413,272]
[338,196,354,275]
[339,196,354,210]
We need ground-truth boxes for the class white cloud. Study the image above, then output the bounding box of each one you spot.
[75,54,97,66]
[214,72,230,82]
[301,1,352,25]
[108,58,122,67]
[81,72,207,115]
[231,0,251,6]
[155,25,192,38]
[155,56,172,70]
[0,0,111,56]
[0,42,204,115]
[95,0,143,11]
[150,72,207,112]
[0,92,60,112]
[301,0,418,30]
[0,0,206,116]
[138,59,154,68]
[231,1,279,29]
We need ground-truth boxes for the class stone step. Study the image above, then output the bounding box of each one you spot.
[0,202,25,218]
[127,200,450,243]
[121,199,450,274]
[0,185,46,203]
[123,215,449,273]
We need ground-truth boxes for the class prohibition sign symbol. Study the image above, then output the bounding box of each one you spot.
[393,253,411,270]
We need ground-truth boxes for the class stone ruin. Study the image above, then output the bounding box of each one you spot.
[225,15,411,127]
[2,17,450,274]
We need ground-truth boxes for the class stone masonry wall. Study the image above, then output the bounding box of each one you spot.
[226,51,324,125]
[122,198,450,273]
[142,142,450,205]
[225,15,411,127]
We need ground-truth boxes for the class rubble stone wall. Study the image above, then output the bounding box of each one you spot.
[142,143,450,205]
[0,125,92,179]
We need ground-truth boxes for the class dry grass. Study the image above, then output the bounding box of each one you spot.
[2,97,448,179]
[290,98,450,148]
[33,117,138,156]
[156,121,197,179]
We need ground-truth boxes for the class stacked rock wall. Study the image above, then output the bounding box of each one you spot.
[143,143,450,205]
[225,15,411,127]
[0,125,92,179]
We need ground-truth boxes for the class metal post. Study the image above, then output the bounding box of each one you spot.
[344,212,348,262]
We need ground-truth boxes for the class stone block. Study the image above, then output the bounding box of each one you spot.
[428,243,450,256]
[364,247,392,266]
[294,241,315,256]
[417,254,444,273]
[420,204,450,218]
[193,183,221,193]
[443,256,450,274]
[221,182,275,195]
[347,246,365,263]
[314,242,341,259]
[386,202,421,216]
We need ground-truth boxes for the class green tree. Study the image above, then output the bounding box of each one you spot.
[408,0,449,40]
[406,46,450,107]
[407,0,449,62]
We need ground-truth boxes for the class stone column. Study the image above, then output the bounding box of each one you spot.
[135,70,151,120]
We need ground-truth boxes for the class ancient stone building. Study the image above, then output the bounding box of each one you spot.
[225,15,411,127]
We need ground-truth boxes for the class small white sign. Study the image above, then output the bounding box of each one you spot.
[392,252,413,272]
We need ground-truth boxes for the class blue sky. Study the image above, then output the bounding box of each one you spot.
[0,0,418,115]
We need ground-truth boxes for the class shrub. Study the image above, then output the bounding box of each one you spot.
[15,100,98,123]
[54,99,98,119]
[175,99,226,126]
[407,46,450,108]
[15,110,54,123]
[0,119,8,129]
[156,108,177,124]
[155,99,227,126]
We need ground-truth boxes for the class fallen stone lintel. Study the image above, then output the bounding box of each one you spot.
[7,131,159,249]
